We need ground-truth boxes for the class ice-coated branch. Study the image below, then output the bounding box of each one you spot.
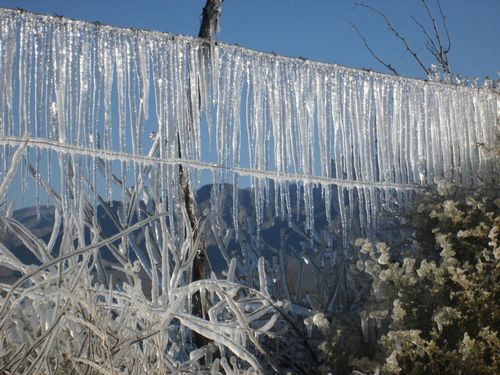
[0,138,28,203]
[0,212,169,319]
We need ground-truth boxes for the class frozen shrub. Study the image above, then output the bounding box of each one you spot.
[319,184,499,375]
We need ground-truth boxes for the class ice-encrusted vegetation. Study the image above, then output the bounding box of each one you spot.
[0,7,498,374]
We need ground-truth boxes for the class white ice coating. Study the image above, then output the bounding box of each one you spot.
[0,8,498,235]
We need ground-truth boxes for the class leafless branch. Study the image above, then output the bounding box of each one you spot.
[421,0,444,54]
[411,15,437,53]
[354,2,430,75]
[411,15,444,71]
[435,0,451,53]
[350,23,400,76]
[420,0,451,73]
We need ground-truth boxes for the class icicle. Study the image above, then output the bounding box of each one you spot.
[0,14,16,181]
[232,174,239,238]
[138,35,149,122]
[102,36,114,202]
[114,36,128,221]
[0,9,498,316]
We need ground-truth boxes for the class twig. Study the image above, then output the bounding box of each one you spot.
[435,0,451,54]
[411,15,438,54]
[354,2,430,75]
[420,0,451,73]
[350,23,400,76]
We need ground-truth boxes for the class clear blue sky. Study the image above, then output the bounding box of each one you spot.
[0,0,498,80]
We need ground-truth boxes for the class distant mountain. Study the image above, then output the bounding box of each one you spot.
[1,183,338,256]
[0,183,349,308]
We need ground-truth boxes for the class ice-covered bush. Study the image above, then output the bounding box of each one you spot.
[0,225,297,374]
[0,157,311,374]
[318,182,499,374]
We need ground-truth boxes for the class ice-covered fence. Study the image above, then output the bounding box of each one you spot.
[0,7,498,235]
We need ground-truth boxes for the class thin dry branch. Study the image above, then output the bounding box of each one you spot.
[354,2,430,75]
[410,14,447,73]
[411,14,438,54]
[420,0,451,73]
[350,23,400,76]
[421,0,445,53]
[435,0,451,53]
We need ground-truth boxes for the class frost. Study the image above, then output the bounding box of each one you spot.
[312,312,330,333]
[391,299,406,324]
[385,350,401,374]
[433,306,461,332]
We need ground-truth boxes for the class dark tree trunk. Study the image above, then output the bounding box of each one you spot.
[198,0,223,39]
[179,0,224,350]
[188,0,224,286]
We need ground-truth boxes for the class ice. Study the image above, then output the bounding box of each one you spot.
[0,139,28,203]
[257,257,269,297]
[0,9,498,369]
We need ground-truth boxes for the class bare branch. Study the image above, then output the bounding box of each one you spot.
[354,2,430,75]
[420,0,451,73]
[411,15,438,54]
[435,0,451,53]
[421,0,444,55]
[350,23,400,76]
